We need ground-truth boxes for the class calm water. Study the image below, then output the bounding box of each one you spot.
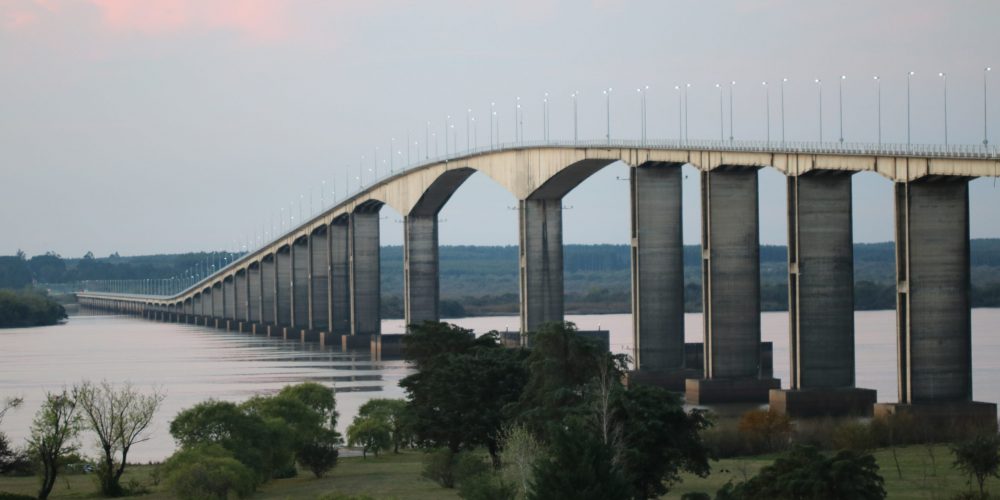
[2,309,999,461]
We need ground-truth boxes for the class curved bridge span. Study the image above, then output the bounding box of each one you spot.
[79,139,1000,421]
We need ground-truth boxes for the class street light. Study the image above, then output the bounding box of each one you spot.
[781,77,788,144]
[762,81,770,143]
[987,67,993,146]
[466,108,472,151]
[684,83,691,143]
[603,87,612,143]
[543,93,549,142]
[839,75,846,143]
[815,79,823,142]
[425,121,430,159]
[571,91,579,144]
[674,85,682,142]
[939,72,948,145]
[444,116,450,156]
[637,85,649,144]
[390,138,395,172]
[715,83,723,141]
[729,81,735,142]
[874,76,882,146]
[490,102,495,149]
[907,71,915,146]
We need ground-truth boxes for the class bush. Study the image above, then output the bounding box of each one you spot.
[161,445,257,500]
[0,493,36,500]
[952,433,1000,497]
[457,471,517,500]
[297,428,340,478]
[737,409,792,454]
[422,449,489,489]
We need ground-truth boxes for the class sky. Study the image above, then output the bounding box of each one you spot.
[1,0,999,258]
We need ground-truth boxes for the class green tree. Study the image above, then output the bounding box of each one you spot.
[161,444,256,500]
[1,397,24,474]
[347,415,391,459]
[27,390,82,500]
[527,422,631,500]
[400,322,527,465]
[170,399,291,482]
[274,382,339,429]
[952,433,1000,497]
[716,445,885,500]
[74,380,164,496]
[357,398,412,453]
[296,428,340,478]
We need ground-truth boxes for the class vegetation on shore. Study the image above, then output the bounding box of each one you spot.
[0,290,67,328]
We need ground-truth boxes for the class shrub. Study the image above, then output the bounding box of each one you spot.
[422,449,489,489]
[297,428,340,478]
[457,471,517,500]
[952,433,1000,497]
[0,493,36,500]
[161,444,257,500]
[737,409,792,454]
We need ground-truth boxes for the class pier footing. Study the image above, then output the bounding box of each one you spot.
[770,387,877,417]
[874,401,998,432]
[686,377,780,405]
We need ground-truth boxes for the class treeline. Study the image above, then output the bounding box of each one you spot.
[0,290,67,328]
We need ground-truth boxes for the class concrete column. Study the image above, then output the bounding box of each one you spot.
[330,219,351,335]
[349,209,381,336]
[261,256,277,325]
[276,247,292,326]
[292,238,310,329]
[629,162,689,386]
[310,228,331,331]
[223,278,236,320]
[519,198,563,335]
[235,271,248,322]
[248,263,262,323]
[404,214,439,327]
[213,283,224,319]
[770,172,875,417]
[686,167,779,404]
[875,178,995,427]
[193,294,202,317]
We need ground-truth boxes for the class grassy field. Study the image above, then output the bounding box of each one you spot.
[1,445,998,499]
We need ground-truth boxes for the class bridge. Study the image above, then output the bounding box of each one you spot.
[78,137,1000,423]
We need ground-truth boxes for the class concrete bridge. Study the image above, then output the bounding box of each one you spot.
[78,138,1000,423]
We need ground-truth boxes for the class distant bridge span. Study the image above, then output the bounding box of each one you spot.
[79,138,1000,421]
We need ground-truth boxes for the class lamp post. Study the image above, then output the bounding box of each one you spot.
[515,97,521,144]
[490,102,495,149]
[425,121,430,159]
[390,138,395,172]
[907,71,915,146]
[637,85,649,144]
[762,81,770,143]
[815,78,823,142]
[543,92,549,142]
[444,116,450,156]
[839,75,846,143]
[729,81,735,142]
[874,76,882,146]
[674,85,682,142]
[986,67,992,146]
[781,77,787,144]
[471,115,477,149]
[715,83,723,141]
[684,83,691,143]
[466,108,471,150]
[603,87,612,144]
[571,91,579,144]
[939,72,948,145]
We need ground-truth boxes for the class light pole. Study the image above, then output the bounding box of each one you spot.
[715,83,723,141]
[839,75,846,143]
[939,72,948,145]
[490,102,495,149]
[684,83,691,143]
[987,67,993,146]
[781,77,787,144]
[815,78,823,142]
[874,76,882,146]
[907,71,914,146]
[674,85,681,142]
[444,116,450,156]
[637,85,649,144]
[466,108,471,150]
[762,81,770,143]
[425,121,430,159]
[571,91,579,144]
[390,138,395,172]
[515,97,522,143]
[729,81,735,142]
[543,93,549,142]
[471,116,477,149]
[604,87,612,144]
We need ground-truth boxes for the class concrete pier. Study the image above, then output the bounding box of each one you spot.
[519,198,563,336]
[223,277,235,320]
[330,218,351,335]
[276,246,292,326]
[248,263,262,323]
[212,283,223,319]
[875,178,996,427]
[261,256,276,325]
[235,270,248,321]
[629,162,695,390]
[350,205,381,336]
[771,172,876,416]
[687,167,779,404]
[292,237,309,328]
[310,227,330,331]
[404,214,439,327]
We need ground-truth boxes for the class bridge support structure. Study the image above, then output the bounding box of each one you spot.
[330,217,351,335]
[404,214,439,327]
[875,178,996,428]
[519,198,564,340]
[261,255,277,326]
[276,246,292,327]
[309,227,330,331]
[686,166,780,404]
[628,162,697,390]
[350,204,382,336]
[292,237,309,329]
[770,171,876,417]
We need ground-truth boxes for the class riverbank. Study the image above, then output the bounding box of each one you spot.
[0,445,994,499]
[0,290,67,328]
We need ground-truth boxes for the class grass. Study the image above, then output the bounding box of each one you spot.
[1,445,998,499]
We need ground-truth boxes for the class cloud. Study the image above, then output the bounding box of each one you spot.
[86,0,291,41]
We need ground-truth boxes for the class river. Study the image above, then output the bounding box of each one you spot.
[1,309,999,462]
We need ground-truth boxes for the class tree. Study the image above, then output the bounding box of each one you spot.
[161,444,256,500]
[400,322,527,465]
[737,409,792,454]
[296,428,340,478]
[357,399,412,453]
[499,424,543,499]
[27,390,82,500]
[0,397,24,474]
[74,380,165,496]
[952,433,1000,497]
[716,445,886,500]
[527,422,631,500]
[274,382,339,429]
[347,415,392,459]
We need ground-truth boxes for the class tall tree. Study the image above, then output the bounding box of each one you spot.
[28,390,82,500]
[74,380,164,496]
[357,399,412,453]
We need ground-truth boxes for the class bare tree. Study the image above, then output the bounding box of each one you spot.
[28,390,81,500]
[499,424,543,499]
[74,380,164,496]
[0,396,23,425]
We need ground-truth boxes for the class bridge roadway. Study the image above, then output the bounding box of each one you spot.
[78,138,1000,423]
